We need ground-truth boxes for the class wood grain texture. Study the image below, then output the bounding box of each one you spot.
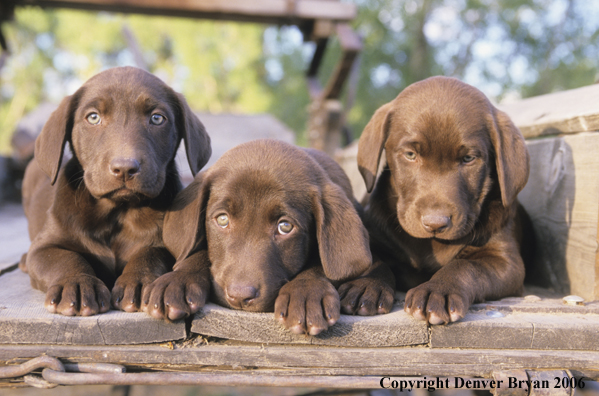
[15,0,357,24]
[472,296,599,314]
[518,133,599,300]
[191,301,429,347]
[0,343,598,379]
[430,311,599,350]
[498,84,599,138]
[0,270,186,345]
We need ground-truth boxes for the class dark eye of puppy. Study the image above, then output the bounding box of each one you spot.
[86,112,101,125]
[462,155,476,164]
[150,113,166,125]
[277,220,293,235]
[216,214,229,228]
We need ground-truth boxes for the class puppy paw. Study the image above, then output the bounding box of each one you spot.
[111,272,160,313]
[404,281,469,324]
[141,271,210,321]
[45,275,111,316]
[338,278,394,315]
[274,278,340,336]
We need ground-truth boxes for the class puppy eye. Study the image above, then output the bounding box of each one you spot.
[150,114,166,125]
[404,151,417,161]
[216,214,229,228]
[462,155,476,164]
[86,113,101,125]
[277,221,293,235]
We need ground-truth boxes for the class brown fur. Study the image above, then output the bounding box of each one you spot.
[144,139,373,334]
[339,76,530,324]
[20,67,211,316]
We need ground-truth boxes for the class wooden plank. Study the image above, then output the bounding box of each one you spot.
[0,344,598,379]
[430,311,599,351]
[0,269,186,345]
[307,99,343,155]
[16,0,357,24]
[191,301,429,347]
[472,297,599,314]
[518,133,599,300]
[498,83,599,138]
[430,312,533,350]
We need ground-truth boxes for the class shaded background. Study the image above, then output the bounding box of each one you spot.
[1,0,599,152]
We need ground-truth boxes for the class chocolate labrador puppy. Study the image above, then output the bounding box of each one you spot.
[142,139,373,335]
[20,66,211,316]
[340,76,530,325]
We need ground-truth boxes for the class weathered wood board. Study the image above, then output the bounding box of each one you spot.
[0,269,186,345]
[430,311,599,350]
[191,301,429,347]
[14,0,357,24]
[498,83,599,138]
[0,343,598,379]
[189,291,599,350]
[518,132,599,300]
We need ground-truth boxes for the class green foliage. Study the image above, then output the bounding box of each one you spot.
[0,8,274,153]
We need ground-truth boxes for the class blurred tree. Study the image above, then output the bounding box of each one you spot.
[0,8,273,153]
[0,0,598,153]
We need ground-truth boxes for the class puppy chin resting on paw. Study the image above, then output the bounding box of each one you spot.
[144,139,383,335]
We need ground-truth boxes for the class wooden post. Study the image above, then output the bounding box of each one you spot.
[308,99,342,154]
[305,22,362,155]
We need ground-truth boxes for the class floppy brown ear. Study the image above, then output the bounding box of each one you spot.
[176,93,211,176]
[487,108,530,207]
[311,183,372,281]
[163,172,211,261]
[357,102,394,193]
[34,95,77,185]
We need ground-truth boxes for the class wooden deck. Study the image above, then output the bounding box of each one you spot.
[1,87,599,388]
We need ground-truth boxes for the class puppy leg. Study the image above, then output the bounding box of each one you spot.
[112,247,174,313]
[142,250,211,321]
[26,246,111,316]
[274,266,340,336]
[405,244,525,324]
[338,260,395,315]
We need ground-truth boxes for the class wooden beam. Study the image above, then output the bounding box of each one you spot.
[14,0,357,24]
[518,133,599,300]
[322,23,361,99]
[498,83,599,138]
[0,344,598,379]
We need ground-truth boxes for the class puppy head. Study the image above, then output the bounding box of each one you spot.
[358,76,529,240]
[163,140,371,312]
[34,66,211,201]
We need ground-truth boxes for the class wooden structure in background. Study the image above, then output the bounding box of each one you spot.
[3,0,362,155]
[498,85,599,301]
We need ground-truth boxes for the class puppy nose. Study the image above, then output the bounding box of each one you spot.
[421,214,451,234]
[109,158,140,181]
[226,285,259,308]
